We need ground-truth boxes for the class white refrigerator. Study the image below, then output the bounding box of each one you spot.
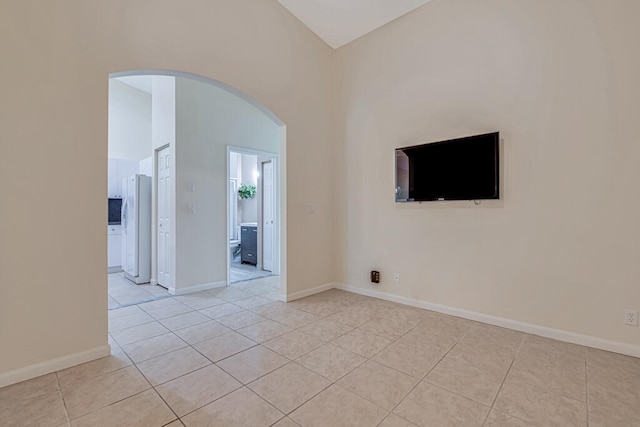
[121,174,152,284]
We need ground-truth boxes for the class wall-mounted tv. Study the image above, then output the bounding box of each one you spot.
[395,132,499,202]
[108,198,122,225]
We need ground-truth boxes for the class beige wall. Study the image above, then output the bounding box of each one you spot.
[334,0,640,346]
[0,0,334,382]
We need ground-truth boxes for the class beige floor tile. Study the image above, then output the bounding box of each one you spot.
[216,345,289,384]
[337,360,418,410]
[288,300,342,318]
[325,309,374,328]
[272,417,300,427]
[296,343,366,382]
[208,286,253,302]
[164,421,185,427]
[484,410,533,426]
[198,302,245,319]
[0,373,59,411]
[121,332,188,363]
[181,387,283,427]
[269,309,319,329]
[136,346,211,386]
[234,295,273,309]
[249,362,331,414]
[0,389,67,426]
[109,321,170,346]
[357,316,416,340]
[373,340,447,379]
[138,298,193,320]
[588,402,640,427]
[443,341,515,377]
[193,331,257,362]
[237,319,291,343]
[414,312,474,340]
[263,330,324,359]
[375,305,428,327]
[587,375,640,420]
[297,318,353,342]
[156,364,242,417]
[332,328,392,358]
[425,356,506,405]
[457,323,523,354]
[290,384,387,427]
[175,293,225,310]
[250,301,291,318]
[507,349,586,401]
[70,389,175,427]
[216,310,266,329]
[378,413,418,427]
[57,347,132,390]
[519,335,586,365]
[397,327,458,354]
[395,382,489,427]
[173,320,231,345]
[493,379,586,426]
[63,366,150,420]
[108,311,155,332]
[159,311,211,331]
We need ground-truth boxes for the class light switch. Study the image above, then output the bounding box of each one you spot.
[187,181,196,192]
[188,203,196,214]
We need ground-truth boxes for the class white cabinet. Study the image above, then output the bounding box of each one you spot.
[108,225,122,271]
[108,158,139,198]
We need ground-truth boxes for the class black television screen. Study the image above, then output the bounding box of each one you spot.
[108,198,122,225]
[395,132,499,202]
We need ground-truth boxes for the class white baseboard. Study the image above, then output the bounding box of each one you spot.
[335,283,640,358]
[285,282,338,302]
[150,279,158,286]
[107,266,121,274]
[0,344,111,388]
[169,280,227,296]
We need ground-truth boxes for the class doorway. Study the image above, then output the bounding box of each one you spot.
[227,147,280,285]
[109,69,287,302]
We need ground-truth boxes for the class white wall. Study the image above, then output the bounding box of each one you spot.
[239,154,258,224]
[0,0,334,386]
[108,80,152,160]
[174,77,280,292]
[335,0,640,347]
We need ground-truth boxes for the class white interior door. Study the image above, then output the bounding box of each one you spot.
[157,147,172,287]
[262,160,274,272]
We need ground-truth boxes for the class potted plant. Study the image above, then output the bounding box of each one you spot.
[237,183,256,199]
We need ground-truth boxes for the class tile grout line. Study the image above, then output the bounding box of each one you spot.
[584,348,589,427]
[54,371,71,426]
[480,333,527,426]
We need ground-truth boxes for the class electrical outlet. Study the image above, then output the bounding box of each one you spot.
[624,309,638,326]
[393,273,400,283]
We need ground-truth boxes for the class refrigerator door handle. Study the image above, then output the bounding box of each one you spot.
[121,198,127,228]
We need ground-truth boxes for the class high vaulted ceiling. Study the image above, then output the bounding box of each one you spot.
[276,0,433,49]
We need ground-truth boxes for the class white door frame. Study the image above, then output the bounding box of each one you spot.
[154,144,176,292]
[226,146,281,285]
[261,159,274,272]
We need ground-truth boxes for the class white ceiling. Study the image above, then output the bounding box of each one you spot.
[113,75,153,94]
[276,0,433,49]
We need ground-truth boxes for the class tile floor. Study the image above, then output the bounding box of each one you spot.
[3,277,640,426]
[230,261,273,284]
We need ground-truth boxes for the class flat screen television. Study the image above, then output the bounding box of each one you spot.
[395,132,499,202]
[108,198,122,225]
